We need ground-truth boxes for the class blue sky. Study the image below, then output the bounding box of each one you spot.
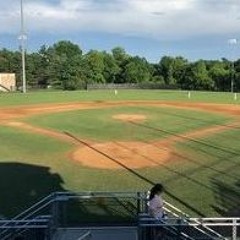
[0,0,240,62]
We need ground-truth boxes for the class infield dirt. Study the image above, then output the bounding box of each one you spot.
[1,101,239,169]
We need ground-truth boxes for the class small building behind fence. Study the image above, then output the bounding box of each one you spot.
[0,73,16,92]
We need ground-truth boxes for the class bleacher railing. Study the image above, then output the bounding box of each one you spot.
[162,200,235,239]
[0,192,239,240]
[0,217,52,240]
[0,192,146,239]
[138,216,240,240]
[77,230,92,240]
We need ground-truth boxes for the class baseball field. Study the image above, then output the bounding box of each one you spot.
[0,90,239,218]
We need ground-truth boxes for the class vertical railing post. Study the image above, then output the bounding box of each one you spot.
[46,216,54,240]
[177,218,182,239]
[62,199,67,228]
[142,191,148,213]
[232,219,237,240]
[137,192,141,215]
[51,193,59,230]
[137,217,141,240]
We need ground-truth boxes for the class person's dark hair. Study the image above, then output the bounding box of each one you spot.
[149,183,164,200]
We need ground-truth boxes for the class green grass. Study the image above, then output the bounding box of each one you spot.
[0,90,239,218]
[164,128,240,216]
[0,125,150,217]
[20,107,240,216]
[0,89,240,107]
[24,106,231,142]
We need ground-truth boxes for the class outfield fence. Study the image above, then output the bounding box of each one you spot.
[87,83,179,90]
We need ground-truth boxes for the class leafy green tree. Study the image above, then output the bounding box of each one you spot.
[0,49,22,87]
[158,56,188,86]
[102,51,120,83]
[208,61,230,91]
[84,50,105,83]
[44,41,83,89]
[123,56,152,83]
[111,47,130,83]
[0,49,10,72]
[183,61,214,90]
[158,56,176,85]
[112,47,128,64]
[52,40,82,58]
[1,40,240,92]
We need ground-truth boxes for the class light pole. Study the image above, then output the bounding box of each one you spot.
[228,38,237,93]
[20,0,27,93]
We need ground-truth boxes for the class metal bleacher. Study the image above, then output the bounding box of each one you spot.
[0,192,239,240]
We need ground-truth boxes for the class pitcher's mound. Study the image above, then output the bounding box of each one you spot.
[112,114,146,122]
[71,141,169,169]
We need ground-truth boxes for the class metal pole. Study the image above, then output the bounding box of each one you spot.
[20,0,27,93]
[231,61,234,93]
[228,38,237,93]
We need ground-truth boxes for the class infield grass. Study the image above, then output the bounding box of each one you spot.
[24,106,231,142]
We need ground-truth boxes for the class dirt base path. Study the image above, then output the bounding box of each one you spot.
[1,101,240,169]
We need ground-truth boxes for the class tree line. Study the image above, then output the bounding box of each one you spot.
[0,40,239,91]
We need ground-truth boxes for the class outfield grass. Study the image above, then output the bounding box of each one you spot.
[170,129,240,216]
[0,89,240,107]
[0,90,239,218]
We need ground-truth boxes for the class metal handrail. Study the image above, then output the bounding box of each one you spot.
[1,192,239,240]
[0,192,144,239]
[77,230,92,240]
[138,216,240,240]
[0,217,51,240]
[144,198,226,239]
[13,193,55,220]
[0,194,54,239]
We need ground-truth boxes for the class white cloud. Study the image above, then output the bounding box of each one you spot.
[0,0,240,40]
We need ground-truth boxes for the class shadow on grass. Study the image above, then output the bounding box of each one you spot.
[0,162,65,218]
[211,179,240,217]
[0,162,140,225]
[65,131,205,217]
[63,196,139,227]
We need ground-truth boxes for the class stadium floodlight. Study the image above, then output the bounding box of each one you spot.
[228,38,237,45]
[227,38,238,93]
[20,0,27,93]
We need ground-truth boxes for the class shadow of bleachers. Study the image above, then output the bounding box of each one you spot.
[0,162,65,218]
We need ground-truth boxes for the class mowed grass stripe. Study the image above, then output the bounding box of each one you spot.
[166,129,240,216]
[24,106,231,142]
